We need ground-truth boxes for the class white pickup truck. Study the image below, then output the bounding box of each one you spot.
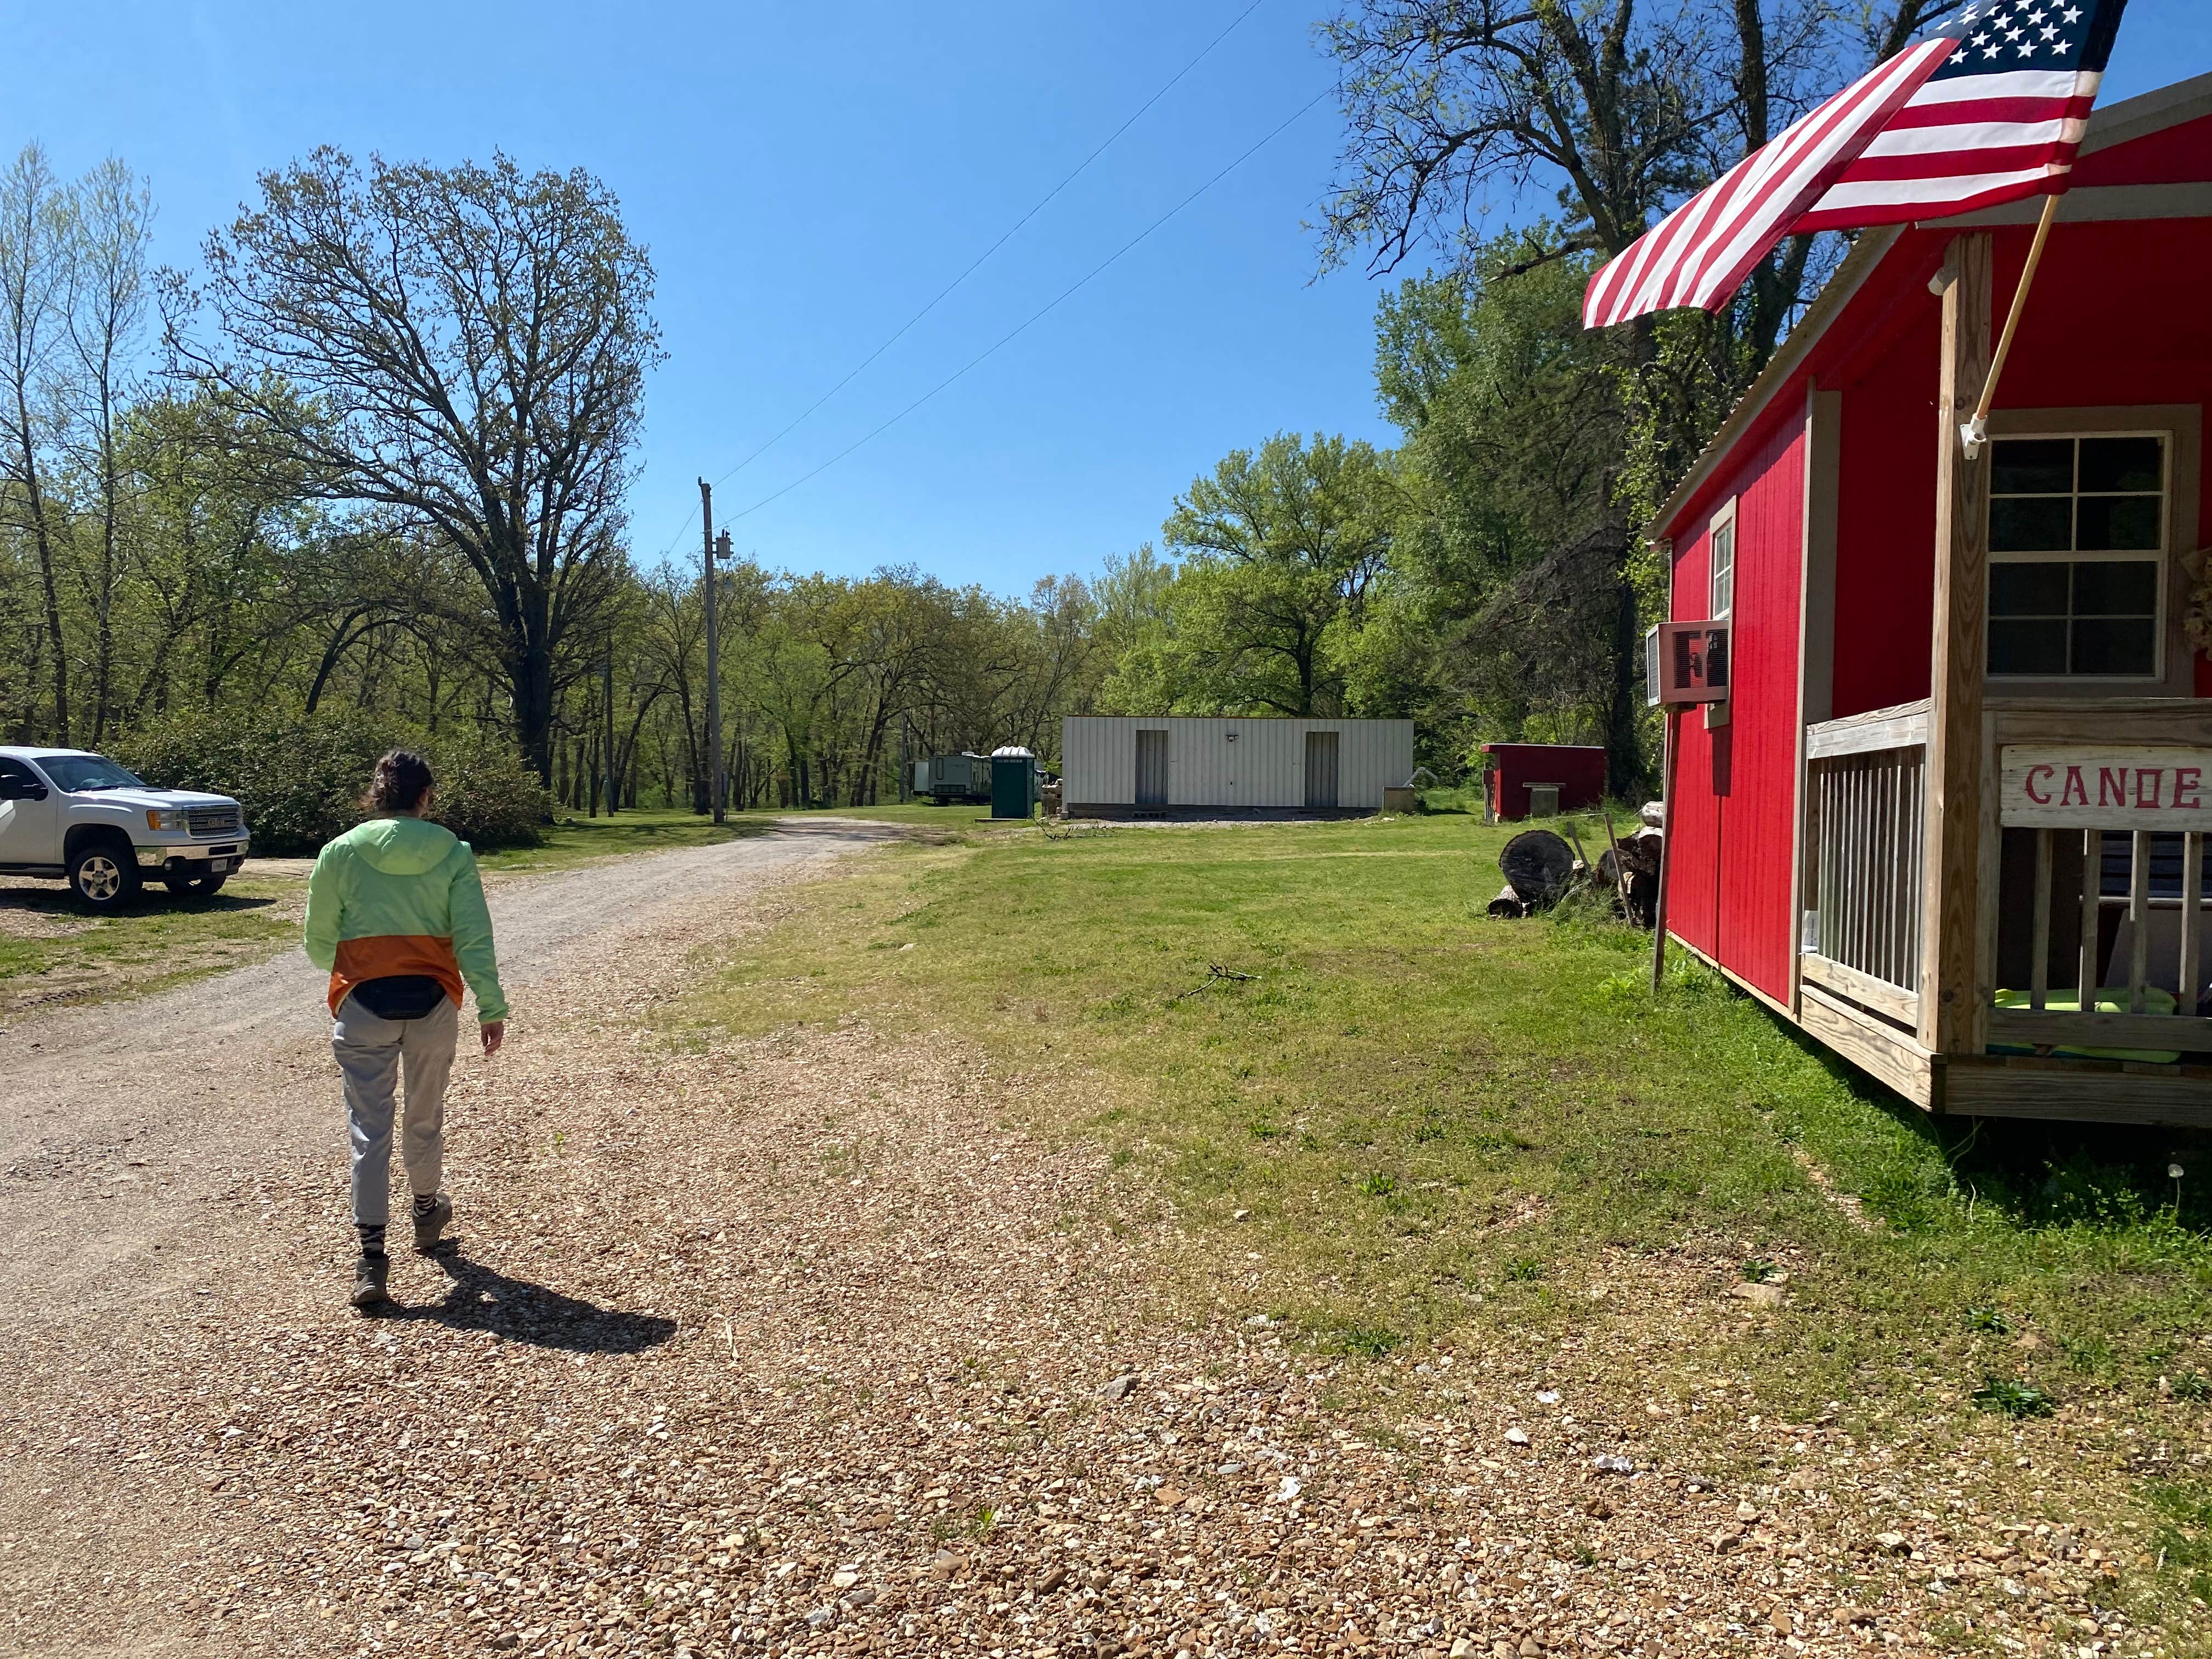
[0,746,252,910]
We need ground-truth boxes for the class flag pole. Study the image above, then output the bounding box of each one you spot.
[1960,191,2061,458]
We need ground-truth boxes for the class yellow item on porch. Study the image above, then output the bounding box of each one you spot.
[1989,986,2182,1063]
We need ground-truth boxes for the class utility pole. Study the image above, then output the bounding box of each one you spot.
[699,478,726,823]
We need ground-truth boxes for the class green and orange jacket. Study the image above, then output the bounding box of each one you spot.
[302,817,509,1020]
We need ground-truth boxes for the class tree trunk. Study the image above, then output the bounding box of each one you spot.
[1605,556,1647,799]
[10,395,66,743]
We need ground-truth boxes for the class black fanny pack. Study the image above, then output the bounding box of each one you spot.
[352,975,449,1021]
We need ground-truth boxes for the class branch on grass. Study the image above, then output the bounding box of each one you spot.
[1170,964,1260,1003]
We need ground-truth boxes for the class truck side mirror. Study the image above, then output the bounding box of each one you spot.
[0,778,44,802]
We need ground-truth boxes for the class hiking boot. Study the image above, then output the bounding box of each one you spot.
[411,1194,454,1252]
[351,1253,390,1308]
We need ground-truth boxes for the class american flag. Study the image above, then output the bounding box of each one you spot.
[1583,0,2129,330]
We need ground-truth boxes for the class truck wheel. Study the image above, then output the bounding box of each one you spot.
[165,871,229,898]
[67,839,142,911]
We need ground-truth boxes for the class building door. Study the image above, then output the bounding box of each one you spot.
[1305,730,1339,809]
[1135,729,1169,806]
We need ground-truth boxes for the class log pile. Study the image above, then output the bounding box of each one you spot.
[1487,802,1664,926]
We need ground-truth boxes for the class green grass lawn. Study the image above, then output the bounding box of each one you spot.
[684,808,2212,1630]
[738,800,1033,829]
[475,805,775,872]
[0,874,301,1015]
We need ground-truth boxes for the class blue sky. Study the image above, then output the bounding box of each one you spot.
[6,1,2206,596]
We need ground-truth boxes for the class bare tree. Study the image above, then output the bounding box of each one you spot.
[170,149,660,780]
[0,145,74,740]
[1318,1,1946,364]
[59,157,154,741]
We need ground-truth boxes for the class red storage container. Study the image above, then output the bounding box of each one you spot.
[1482,743,1607,822]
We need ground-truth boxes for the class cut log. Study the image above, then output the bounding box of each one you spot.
[1499,830,1575,907]
[1487,885,1528,919]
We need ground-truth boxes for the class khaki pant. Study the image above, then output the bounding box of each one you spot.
[333,992,458,1229]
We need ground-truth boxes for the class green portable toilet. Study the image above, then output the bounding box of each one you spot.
[990,748,1037,819]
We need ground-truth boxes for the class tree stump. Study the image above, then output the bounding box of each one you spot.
[1499,830,1575,909]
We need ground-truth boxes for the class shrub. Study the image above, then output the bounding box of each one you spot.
[114,707,548,855]
[117,707,387,855]
[420,738,549,851]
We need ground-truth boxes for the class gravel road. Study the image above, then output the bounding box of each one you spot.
[0,819,2135,1659]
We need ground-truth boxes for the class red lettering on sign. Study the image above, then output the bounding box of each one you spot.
[2180,768,2204,810]
[2024,765,2055,805]
[2062,766,2089,807]
[2137,769,2164,809]
[2100,768,2129,808]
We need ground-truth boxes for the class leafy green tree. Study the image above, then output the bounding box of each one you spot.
[173,148,661,782]
[1154,433,1400,717]
[1375,232,1647,789]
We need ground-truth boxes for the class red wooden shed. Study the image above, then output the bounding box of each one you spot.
[1482,743,1607,821]
[1651,70,2212,1125]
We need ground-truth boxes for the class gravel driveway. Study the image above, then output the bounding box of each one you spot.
[0,819,2105,1659]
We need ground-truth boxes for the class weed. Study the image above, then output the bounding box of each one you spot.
[1358,1173,1398,1198]
[1965,1307,2011,1334]
[1741,1257,1780,1284]
[1245,1119,1284,1142]
[2147,1478,2212,1601]
[1331,1324,1402,1359]
[2170,1373,2212,1403]
[1502,1257,1545,1283]
[1971,1377,2055,1418]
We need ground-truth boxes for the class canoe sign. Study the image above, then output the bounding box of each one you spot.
[2000,746,2212,830]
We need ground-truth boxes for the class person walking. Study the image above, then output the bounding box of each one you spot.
[303,751,509,1308]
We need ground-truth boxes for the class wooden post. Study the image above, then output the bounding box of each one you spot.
[1650,707,1681,993]
[1918,235,1994,1054]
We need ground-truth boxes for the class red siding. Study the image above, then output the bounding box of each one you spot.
[1832,302,1940,718]
[2073,115,2212,187]
[1670,415,1806,1003]
[1825,215,2212,718]
[1668,528,1722,961]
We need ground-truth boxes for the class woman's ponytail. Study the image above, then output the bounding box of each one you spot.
[365,751,435,816]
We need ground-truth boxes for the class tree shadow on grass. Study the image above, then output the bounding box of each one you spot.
[0,882,279,919]
[369,1248,677,1355]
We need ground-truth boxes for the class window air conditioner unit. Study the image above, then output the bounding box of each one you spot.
[1645,620,1731,707]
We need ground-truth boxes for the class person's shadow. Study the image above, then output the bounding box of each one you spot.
[371,1248,676,1355]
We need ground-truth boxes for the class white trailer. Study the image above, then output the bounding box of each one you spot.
[1059,716,1414,819]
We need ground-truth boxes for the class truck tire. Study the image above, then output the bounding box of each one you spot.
[165,870,229,898]
[67,837,142,911]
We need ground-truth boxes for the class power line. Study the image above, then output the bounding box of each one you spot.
[656,0,1270,559]
[720,86,1330,528]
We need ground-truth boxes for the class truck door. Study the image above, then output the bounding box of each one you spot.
[0,757,61,867]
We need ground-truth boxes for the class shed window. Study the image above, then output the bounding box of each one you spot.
[1708,503,1736,620]
[1988,433,2165,679]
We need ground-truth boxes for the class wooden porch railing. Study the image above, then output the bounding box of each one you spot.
[1990,828,2212,1051]
[1798,699,2212,1059]
[1802,701,1928,1025]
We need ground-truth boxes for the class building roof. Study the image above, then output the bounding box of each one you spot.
[1648,70,2212,544]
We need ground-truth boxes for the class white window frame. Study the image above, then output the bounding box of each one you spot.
[1708,496,1737,622]
[1985,427,2170,685]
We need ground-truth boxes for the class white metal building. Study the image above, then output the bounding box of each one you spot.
[1060,716,1415,817]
